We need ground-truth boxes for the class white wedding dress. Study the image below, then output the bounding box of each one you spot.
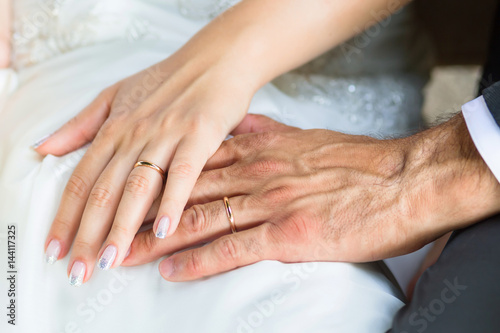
[0,1,433,332]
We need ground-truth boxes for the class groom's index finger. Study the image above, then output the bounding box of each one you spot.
[158,224,276,281]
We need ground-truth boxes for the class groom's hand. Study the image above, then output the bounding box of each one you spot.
[124,114,500,282]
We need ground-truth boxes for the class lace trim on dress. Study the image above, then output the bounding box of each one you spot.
[12,0,156,69]
[177,0,240,20]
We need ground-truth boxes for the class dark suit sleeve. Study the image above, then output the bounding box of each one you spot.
[483,81,500,127]
[480,0,500,92]
[480,0,500,127]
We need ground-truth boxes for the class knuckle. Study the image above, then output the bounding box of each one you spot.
[99,119,119,138]
[187,116,206,133]
[66,174,89,200]
[185,250,204,277]
[169,162,194,179]
[285,212,317,242]
[262,184,294,206]
[72,238,94,253]
[125,173,151,196]
[255,132,278,146]
[217,237,240,262]
[185,205,207,234]
[232,134,260,152]
[262,223,286,259]
[161,193,182,208]
[131,118,150,138]
[249,159,284,176]
[51,216,72,232]
[140,231,159,254]
[109,105,129,121]
[89,184,114,208]
[159,114,175,132]
[111,223,132,238]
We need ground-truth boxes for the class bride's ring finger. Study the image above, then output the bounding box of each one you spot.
[123,195,267,266]
[97,155,168,270]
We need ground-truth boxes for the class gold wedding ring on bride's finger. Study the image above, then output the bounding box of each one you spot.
[223,196,237,234]
[134,161,166,182]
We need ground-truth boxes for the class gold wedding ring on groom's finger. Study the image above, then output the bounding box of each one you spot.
[223,197,237,234]
[134,161,166,182]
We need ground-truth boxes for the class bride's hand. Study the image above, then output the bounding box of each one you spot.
[36,50,255,285]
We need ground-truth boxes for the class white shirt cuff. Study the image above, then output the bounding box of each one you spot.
[462,96,500,183]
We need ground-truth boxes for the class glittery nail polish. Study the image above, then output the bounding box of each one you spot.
[155,216,170,239]
[69,261,86,287]
[97,245,117,270]
[45,239,61,264]
[31,133,52,149]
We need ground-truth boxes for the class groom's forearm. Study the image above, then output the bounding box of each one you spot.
[173,0,411,92]
[403,114,500,234]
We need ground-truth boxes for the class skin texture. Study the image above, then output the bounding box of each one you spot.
[0,0,11,68]
[118,114,500,282]
[35,0,412,284]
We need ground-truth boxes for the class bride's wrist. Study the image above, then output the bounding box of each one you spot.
[403,114,500,233]
[161,36,264,108]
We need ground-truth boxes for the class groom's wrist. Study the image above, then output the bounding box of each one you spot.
[404,114,500,232]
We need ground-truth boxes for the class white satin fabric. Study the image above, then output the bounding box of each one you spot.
[0,1,432,332]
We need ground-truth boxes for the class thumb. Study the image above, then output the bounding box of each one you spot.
[33,85,118,156]
[231,114,296,135]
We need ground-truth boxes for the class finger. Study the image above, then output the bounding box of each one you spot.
[203,115,296,170]
[97,161,165,269]
[44,136,115,265]
[204,129,295,171]
[158,223,279,281]
[123,195,266,266]
[144,196,161,223]
[188,166,249,206]
[231,114,296,136]
[66,150,139,284]
[34,85,118,156]
[202,138,239,171]
[153,136,212,239]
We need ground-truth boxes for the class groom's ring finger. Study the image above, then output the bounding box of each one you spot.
[124,195,266,265]
[181,195,265,241]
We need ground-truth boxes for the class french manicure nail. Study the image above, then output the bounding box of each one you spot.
[159,258,175,278]
[155,216,170,239]
[97,245,117,270]
[32,133,52,149]
[69,261,86,287]
[45,239,61,264]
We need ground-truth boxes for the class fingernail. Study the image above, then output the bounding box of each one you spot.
[69,261,86,287]
[125,247,131,259]
[155,216,170,239]
[159,258,175,278]
[97,245,117,270]
[32,133,52,149]
[45,239,61,264]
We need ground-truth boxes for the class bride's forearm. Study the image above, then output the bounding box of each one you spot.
[0,0,12,68]
[174,0,411,91]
